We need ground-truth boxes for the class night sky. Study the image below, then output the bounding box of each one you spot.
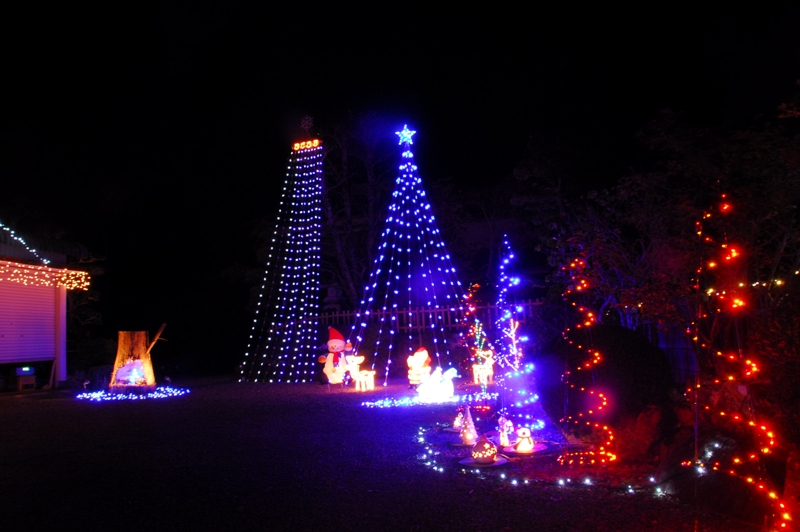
[2,5,798,373]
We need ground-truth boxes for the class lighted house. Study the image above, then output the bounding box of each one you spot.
[0,226,90,388]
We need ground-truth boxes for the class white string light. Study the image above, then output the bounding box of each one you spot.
[0,221,51,265]
[240,141,323,383]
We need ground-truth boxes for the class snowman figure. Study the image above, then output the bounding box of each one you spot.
[322,327,348,384]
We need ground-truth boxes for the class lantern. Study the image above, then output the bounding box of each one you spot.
[471,434,498,464]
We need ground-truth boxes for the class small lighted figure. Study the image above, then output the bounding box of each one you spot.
[503,419,514,440]
[512,427,535,454]
[113,360,146,386]
[460,406,478,446]
[453,411,464,430]
[322,327,348,385]
[471,434,498,464]
[416,367,458,403]
[407,347,432,388]
[472,349,495,385]
[497,416,514,448]
[343,343,376,392]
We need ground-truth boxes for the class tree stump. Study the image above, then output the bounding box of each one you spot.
[109,331,156,393]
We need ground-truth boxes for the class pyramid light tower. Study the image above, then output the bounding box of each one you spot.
[240,139,323,383]
[351,125,465,384]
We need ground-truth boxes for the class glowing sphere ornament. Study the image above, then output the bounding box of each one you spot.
[471,434,498,464]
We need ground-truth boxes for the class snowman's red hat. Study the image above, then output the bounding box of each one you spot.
[328,327,344,343]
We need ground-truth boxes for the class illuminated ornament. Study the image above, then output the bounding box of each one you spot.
[511,427,535,454]
[407,347,432,387]
[240,139,323,383]
[416,367,458,402]
[395,124,416,145]
[471,434,498,464]
[460,406,478,446]
[323,327,348,385]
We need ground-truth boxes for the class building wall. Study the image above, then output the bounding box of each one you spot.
[0,281,57,363]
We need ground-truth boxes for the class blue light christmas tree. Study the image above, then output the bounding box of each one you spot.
[240,139,323,383]
[495,235,525,371]
[493,236,543,432]
[350,126,465,384]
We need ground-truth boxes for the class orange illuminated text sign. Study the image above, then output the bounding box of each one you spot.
[293,139,321,151]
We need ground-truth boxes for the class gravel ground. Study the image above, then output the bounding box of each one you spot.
[0,377,763,531]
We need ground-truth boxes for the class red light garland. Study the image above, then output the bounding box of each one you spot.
[688,194,790,529]
[557,257,617,466]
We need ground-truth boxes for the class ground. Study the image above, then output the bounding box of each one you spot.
[0,377,763,531]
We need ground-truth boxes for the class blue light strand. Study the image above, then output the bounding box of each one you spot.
[350,126,465,385]
[76,386,190,401]
[240,143,323,383]
[413,424,661,496]
[495,235,525,371]
[361,391,498,409]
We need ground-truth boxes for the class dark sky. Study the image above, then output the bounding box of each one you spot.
[2,5,799,372]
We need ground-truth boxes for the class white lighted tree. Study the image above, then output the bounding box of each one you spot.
[240,140,323,383]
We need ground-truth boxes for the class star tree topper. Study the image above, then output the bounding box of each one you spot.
[396,124,416,145]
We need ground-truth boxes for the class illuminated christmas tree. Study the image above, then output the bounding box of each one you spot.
[460,405,478,445]
[240,139,323,383]
[350,125,465,384]
[492,237,542,432]
[494,235,525,371]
